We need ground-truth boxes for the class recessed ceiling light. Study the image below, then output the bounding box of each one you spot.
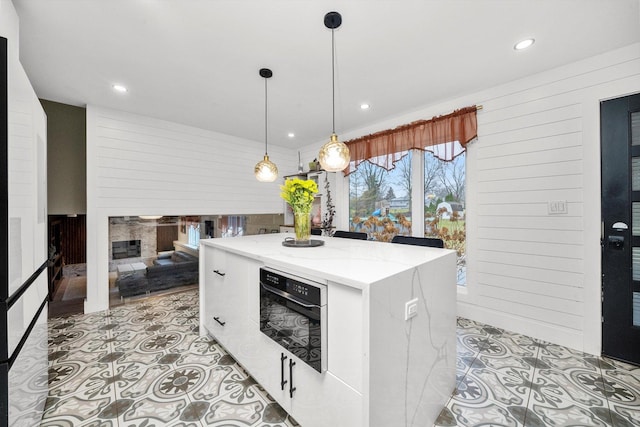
[112,84,128,93]
[360,103,370,110]
[514,38,535,50]
[288,132,295,138]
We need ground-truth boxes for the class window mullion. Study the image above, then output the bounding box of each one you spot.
[411,149,424,237]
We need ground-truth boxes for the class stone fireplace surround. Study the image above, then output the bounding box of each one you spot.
[109,216,161,271]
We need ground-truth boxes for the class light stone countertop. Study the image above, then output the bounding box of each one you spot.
[199,233,455,289]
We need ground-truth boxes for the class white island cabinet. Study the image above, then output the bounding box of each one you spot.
[199,233,457,427]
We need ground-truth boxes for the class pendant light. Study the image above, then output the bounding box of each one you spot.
[254,68,278,182]
[318,11,350,172]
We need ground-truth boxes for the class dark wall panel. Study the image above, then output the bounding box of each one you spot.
[157,225,178,252]
[48,215,86,265]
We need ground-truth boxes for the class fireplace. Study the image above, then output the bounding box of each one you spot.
[112,240,141,260]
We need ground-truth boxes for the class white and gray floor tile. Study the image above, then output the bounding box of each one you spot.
[43,290,639,426]
[42,289,298,427]
[435,318,640,427]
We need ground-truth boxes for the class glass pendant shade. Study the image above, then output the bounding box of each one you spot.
[255,67,278,182]
[318,133,350,172]
[254,155,278,182]
[319,12,350,173]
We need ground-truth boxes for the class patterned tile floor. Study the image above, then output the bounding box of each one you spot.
[42,289,298,427]
[42,289,640,426]
[435,318,640,427]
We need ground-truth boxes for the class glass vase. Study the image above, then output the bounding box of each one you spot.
[294,212,311,243]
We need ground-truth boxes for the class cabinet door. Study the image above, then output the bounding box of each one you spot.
[245,332,363,426]
[237,328,291,411]
[202,248,249,352]
[287,354,363,427]
[221,252,250,351]
[202,247,228,338]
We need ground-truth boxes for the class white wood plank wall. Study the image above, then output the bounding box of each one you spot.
[85,106,297,311]
[474,101,586,332]
[466,44,640,352]
[88,106,295,215]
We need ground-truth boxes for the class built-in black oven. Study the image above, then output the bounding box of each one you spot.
[259,267,327,373]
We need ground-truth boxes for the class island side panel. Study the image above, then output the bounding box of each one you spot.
[367,252,457,427]
[327,280,364,393]
[199,243,206,336]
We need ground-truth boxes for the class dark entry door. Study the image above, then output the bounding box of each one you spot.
[601,93,640,365]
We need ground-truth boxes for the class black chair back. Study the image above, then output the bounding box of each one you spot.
[311,228,322,236]
[391,235,444,248]
[333,230,368,240]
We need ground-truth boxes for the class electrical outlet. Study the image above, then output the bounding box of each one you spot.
[405,298,418,321]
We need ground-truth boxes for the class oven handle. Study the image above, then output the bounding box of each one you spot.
[260,282,321,309]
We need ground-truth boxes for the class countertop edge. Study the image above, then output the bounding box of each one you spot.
[199,234,456,289]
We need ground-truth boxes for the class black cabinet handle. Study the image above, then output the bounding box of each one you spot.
[213,269,226,277]
[289,359,296,398]
[213,316,226,326]
[280,353,288,390]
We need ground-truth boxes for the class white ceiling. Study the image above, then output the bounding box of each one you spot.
[12,0,640,150]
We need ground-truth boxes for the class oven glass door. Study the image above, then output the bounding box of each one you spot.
[260,284,323,372]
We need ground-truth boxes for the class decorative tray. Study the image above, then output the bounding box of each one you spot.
[282,238,325,248]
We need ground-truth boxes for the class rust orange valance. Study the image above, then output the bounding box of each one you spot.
[343,105,478,176]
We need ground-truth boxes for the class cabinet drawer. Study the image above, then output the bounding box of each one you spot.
[201,247,260,354]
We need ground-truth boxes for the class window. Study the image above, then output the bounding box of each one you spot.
[188,223,200,247]
[348,148,467,285]
[345,106,476,286]
[425,151,466,285]
[219,215,246,237]
[349,152,412,241]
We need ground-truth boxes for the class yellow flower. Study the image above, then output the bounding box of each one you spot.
[280,178,318,213]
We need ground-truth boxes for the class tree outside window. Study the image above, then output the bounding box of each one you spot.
[348,148,466,286]
[425,151,466,285]
[349,152,412,242]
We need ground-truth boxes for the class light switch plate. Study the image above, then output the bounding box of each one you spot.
[405,298,418,321]
[548,200,568,215]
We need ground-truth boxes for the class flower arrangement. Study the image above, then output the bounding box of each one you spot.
[281,178,318,242]
[280,178,318,213]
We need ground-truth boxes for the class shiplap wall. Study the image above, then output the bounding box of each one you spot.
[300,43,640,354]
[85,106,296,312]
[468,43,639,354]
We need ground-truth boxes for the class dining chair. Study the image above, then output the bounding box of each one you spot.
[391,235,444,248]
[332,230,368,240]
[311,228,322,236]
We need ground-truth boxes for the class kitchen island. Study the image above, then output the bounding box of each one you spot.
[199,233,456,427]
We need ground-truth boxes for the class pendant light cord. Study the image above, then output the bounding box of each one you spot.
[264,76,268,155]
[331,28,335,134]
